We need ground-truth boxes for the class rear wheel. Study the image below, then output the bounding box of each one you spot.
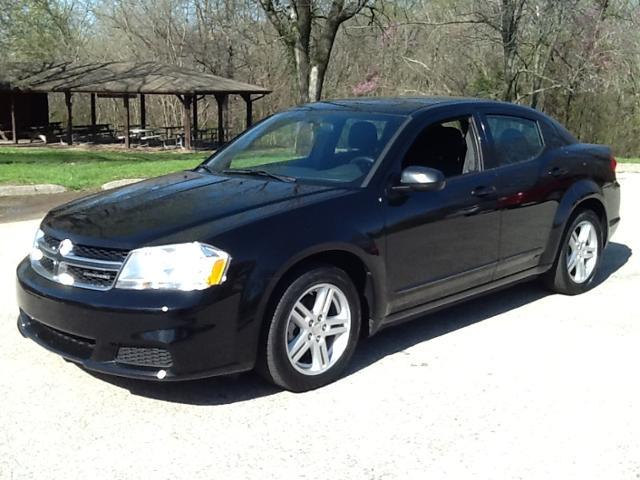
[543,210,603,295]
[259,266,361,392]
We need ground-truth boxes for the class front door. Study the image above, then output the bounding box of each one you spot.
[384,113,500,314]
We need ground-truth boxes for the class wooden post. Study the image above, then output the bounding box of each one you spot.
[181,94,193,150]
[64,91,73,145]
[192,96,198,142]
[10,92,17,144]
[90,93,97,133]
[242,93,253,129]
[123,95,131,148]
[215,93,227,146]
[139,94,146,130]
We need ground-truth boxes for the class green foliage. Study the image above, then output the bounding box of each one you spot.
[0,0,86,62]
[467,73,501,99]
[0,148,204,190]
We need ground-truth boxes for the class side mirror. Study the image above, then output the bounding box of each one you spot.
[392,166,446,192]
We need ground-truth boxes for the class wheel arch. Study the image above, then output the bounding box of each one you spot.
[257,245,384,341]
[572,197,608,241]
[541,179,608,266]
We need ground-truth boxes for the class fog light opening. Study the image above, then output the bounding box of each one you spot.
[156,369,167,380]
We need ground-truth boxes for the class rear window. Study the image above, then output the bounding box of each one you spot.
[486,115,545,166]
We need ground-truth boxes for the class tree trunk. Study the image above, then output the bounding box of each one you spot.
[292,0,312,104]
[500,0,523,102]
[259,0,367,105]
[295,50,312,104]
[10,93,17,144]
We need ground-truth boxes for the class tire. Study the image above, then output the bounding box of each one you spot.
[543,210,603,295]
[258,265,361,392]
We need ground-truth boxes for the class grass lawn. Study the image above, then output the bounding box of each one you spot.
[0,147,206,190]
[618,157,640,163]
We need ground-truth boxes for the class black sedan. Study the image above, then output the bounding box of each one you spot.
[16,97,621,391]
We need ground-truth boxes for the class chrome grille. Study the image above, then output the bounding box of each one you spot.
[72,245,129,262]
[65,265,119,289]
[32,233,128,291]
[42,234,58,247]
[40,256,55,274]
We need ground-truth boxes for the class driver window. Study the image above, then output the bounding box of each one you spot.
[403,116,480,178]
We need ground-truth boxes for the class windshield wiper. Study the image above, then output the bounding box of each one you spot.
[222,169,296,183]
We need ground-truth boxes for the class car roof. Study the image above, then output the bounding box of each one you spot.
[297,96,511,115]
[292,96,576,145]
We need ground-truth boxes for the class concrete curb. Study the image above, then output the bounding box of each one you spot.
[100,178,145,191]
[0,184,66,197]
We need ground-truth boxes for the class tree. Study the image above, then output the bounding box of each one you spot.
[258,0,372,103]
[0,0,89,62]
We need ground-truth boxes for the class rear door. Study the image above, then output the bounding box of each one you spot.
[479,110,561,278]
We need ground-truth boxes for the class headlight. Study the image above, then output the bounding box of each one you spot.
[115,242,231,291]
[30,229,45,262]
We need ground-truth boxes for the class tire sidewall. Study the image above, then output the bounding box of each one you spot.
[264,266,361,392]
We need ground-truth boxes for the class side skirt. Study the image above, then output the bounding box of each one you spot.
[372,264,551,335]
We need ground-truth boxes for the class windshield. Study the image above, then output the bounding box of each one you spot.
[203,110,405,186]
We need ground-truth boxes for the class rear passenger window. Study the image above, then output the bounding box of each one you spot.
[486,115,544,165]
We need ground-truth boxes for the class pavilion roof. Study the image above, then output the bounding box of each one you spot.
[0,61,270,96]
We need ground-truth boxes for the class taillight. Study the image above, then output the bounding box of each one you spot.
[610,156,617,173]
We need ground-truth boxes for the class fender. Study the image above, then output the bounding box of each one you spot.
[539,179,606,266]
[254,240,387,338]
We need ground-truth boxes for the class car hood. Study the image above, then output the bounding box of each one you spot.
[42,171,347,248]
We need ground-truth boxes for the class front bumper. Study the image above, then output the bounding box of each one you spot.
[16,257,251,381]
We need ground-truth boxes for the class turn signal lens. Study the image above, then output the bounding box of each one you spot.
[207,258,228,286]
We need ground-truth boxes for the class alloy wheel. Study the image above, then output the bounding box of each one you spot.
[566,220,598,283]
[285,283,351,376]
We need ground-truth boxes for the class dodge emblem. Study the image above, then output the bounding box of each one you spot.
[58,239,73,256]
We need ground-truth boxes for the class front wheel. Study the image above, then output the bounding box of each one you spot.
[259,266,361,392]
[543,210,603,295]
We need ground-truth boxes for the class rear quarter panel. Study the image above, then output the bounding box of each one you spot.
[539,143,620,265]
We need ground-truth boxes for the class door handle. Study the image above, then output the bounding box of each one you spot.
[548,166,569,177]
[460,205,481,216]
[471,185,496,197]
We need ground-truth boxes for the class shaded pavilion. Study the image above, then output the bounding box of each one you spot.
[0,62,271,149]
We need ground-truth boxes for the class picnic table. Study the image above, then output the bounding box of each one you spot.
[115,127,180,148]
[111,125,223,148]
[56,123,114,144]
[129,128,162,141]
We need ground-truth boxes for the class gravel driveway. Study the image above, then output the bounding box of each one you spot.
[1,175,638,480]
